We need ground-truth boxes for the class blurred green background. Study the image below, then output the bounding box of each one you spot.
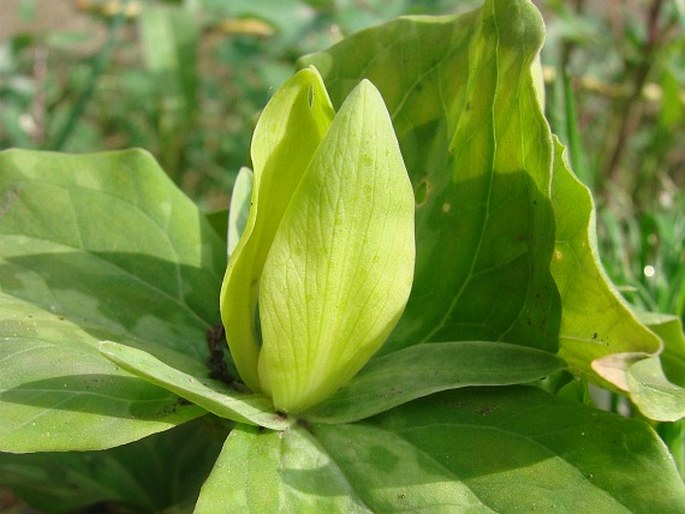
[0,0,682,350]
[0,0,683,509]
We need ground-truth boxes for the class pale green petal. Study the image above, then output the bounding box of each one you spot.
[258,80,415,413]
[220,67,335,392]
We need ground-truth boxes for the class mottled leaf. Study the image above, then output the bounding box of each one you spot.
[0,149,225,451]
[196,387,685,512]
[0,417,227,512]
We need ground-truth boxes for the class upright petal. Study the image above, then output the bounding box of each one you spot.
[258,80,415,413]
[220,67,335,392]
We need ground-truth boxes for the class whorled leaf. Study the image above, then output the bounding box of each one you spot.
[195,424,371,514]
[196,387,685,512]
[0,417,227,513]
[303,341,565,423]
[626,356,685,422]
[624,312,685,422]
[372,387,685,511]
[549,140,662,388]
[220,67,335,393]
[550,143,684,423]
[195,424,491,513]
[300,0,561,355]
[0,149,225,451]
[258,80,415,413]
[0,295,205,453]
[640,311,685,387]
[99,341,291,430]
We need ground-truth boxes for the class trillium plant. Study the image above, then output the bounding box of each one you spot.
[1,0,684,512]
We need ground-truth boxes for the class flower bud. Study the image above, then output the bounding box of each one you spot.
[220,67,415,413]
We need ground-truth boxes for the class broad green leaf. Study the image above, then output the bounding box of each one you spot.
[0,417,227,513]
[197,387,685,512]
[258,80,415,413]
[0,295,205,453]
[195,424,376,513]
[195,423,491,513]
[0,149,225,451]
[640,311,685,387]
[220,67,335,393]
[627,356,685,422]
[623,312,685,421]
[301,0,561,355]
[99,341,291,430]
[371,387,685,512]
[304,341,565,423]
[227,166,254,257]
[549,140,662,387]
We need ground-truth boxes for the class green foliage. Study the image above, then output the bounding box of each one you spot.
[550,140,662,384]
[541,0,685,475]
[305,341,563,424]
[0,149,223,452]
[99,340,289,430]
[0,418,228,512]
[1,0,684,511]
[0,0,464,209]
[302,3,561,355]
[196,388,685,512]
